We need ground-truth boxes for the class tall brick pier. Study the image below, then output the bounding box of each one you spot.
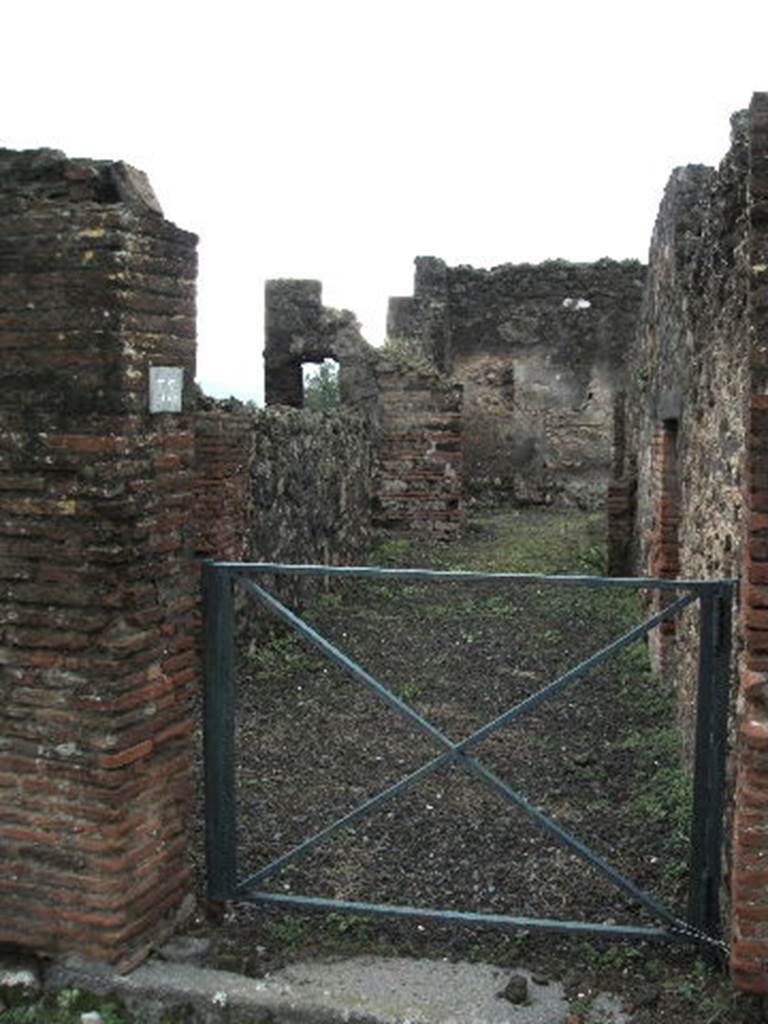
[0,150,199,968]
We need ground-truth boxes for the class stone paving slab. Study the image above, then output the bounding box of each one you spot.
[44,954,631,1024]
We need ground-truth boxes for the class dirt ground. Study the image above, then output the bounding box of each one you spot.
[187,510,765,1024]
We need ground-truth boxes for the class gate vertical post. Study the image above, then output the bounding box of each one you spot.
[708,583,733,928]
[202,562,238,900]
[688,583,732,937]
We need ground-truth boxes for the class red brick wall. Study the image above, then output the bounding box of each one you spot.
[0,152,198,968]
[731,394,768,989]
[648,420,681,674]
[649,421,681,579]
[194,408,251,562]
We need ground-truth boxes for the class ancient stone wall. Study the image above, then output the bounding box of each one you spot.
[0,150,199,968]
[615,139,749,734]
[611,95,768,992]
[264,280,464,537]
[389,257,645,508]
[194,401,372,567]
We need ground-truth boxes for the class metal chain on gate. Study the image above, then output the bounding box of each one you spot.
[668,917,729,954]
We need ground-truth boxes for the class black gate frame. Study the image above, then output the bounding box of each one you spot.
[202,561,733,948]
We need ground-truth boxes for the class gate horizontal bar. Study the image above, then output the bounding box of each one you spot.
[237,890,692,944]
[214,560,732,593]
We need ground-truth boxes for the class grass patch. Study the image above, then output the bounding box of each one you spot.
[1,990,132,1024]
[250,630,315,675]
[368,537,413,566]
[440,510,606,575]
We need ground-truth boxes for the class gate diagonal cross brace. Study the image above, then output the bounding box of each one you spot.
[235,572,698,935]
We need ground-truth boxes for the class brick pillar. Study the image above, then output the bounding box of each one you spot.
[606,481,634,576]
[371,359,463,537]
[606,390,635,576]
[194,409,251,562]
[648,419,680,674]
[731,391,768,990]
[0,150,198,968]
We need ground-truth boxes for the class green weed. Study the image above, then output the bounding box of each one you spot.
[251,631,313,674]
[400,680,422,701]
[594,942,645,971]
[482,594,516,616]
[616,640,653,679]
[619,727,679,759]
[568,991,596,1020]
[669,959,723,1007]
[635,763,692,830]
[578,543,610,576]
[327,912,374,938]
[619,720,692,876]
[422,602,453,619]
[270,913,309,944]
[540,628,561,645]
[368,537,412,566]
[368,581,428,598]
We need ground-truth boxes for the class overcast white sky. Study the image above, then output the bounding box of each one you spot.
[2,0,766,402]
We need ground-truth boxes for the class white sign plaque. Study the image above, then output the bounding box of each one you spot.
[149,366,184,413]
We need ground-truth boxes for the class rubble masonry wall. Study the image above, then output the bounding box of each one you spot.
[610,95,768,992]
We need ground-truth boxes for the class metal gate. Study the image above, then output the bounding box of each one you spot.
[202,561,733,950]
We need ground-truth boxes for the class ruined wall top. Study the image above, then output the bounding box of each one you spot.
[0,147,197,417]
[263,279,379,409]
[0,148,166,217]
[264,279,369,364]
[623,106,753,440]
[387,254,646,507]
[388,256,646,375]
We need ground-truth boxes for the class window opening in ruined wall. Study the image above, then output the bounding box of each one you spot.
[303,358,340,410]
